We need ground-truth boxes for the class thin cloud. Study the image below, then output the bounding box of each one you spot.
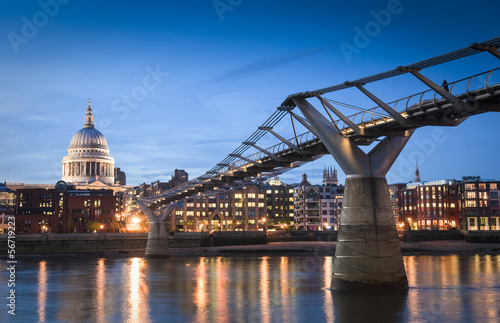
[209,46,332,83]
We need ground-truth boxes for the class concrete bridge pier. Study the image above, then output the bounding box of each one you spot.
[146,222,169,257]
[293,96,412,290]
[332,175,407,289]
[134,198,176,257]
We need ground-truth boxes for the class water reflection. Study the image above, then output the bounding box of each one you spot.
[37,261,47,322]
[126,258,150,323]
[403,255,500,322]
[193,257,208,322]
[323,257,335,323]
[260,257,271,323]
[96,259,105,323]
[16,254,500,322]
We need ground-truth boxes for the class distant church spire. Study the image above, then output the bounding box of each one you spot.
[322,165,339,186]
[414,162,421,182]
[84,99,94,129]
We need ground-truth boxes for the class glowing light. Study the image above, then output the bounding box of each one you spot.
[132,218,140,224]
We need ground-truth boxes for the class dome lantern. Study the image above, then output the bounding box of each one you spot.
[84,98,94,129]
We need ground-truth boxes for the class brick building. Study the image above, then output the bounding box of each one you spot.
[398,180,460,230]
[12,181,120,234]
[458,177,500,230]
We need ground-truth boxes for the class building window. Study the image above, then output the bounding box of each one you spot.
[465,183,476,190]
[491,192,499,199]
[235,194,243,199]
[490,183,498,190]
[466,200,477,208]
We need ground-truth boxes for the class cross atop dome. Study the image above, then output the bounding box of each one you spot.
[84,99,94,129]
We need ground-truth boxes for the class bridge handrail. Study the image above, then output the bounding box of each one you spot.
[325,67,500,132]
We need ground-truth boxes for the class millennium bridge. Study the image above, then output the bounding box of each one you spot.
[136,36,500,290]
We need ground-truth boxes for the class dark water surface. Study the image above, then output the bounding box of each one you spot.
[1,255,499,322]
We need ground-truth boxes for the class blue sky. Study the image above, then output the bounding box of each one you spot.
[1,0,499,186]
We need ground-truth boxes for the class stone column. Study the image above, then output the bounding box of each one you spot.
[331,176,407,290]
[146,222,169,257]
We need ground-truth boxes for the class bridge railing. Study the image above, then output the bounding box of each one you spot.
[332,67,500,132]
[227,131,320,169]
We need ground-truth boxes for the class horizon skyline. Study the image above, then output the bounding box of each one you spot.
[1,1,500,187]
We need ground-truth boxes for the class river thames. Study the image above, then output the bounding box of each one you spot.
[1,255,499,322]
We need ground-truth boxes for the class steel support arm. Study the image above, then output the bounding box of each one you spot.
[243,142,285,161]
[293,97,370,175]
[158,202,178,222]
[260,127,300,152]
[367,129,415,175]
[229,154,263,167]
[354,85,408,125]
[398,67,467,112]
[134,197,159,223]
[288,111,318,134]
[470,43,500,60]
[316,96,364,135]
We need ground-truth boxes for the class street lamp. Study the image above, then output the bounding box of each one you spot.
[407,217,412,230]
[261,217,267,232]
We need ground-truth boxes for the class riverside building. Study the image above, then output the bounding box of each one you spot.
[293,167,344,230]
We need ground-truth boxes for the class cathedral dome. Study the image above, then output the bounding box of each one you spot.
[69,128,108,150]
[62,100,115,186]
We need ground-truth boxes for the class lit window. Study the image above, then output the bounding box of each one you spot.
[466,192,476,199]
